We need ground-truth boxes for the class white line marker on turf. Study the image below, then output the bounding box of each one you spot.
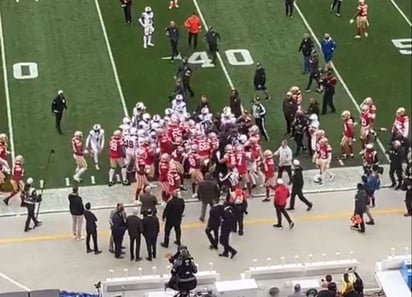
[65,177,70,186]
[388,0,412,27]
[93,0,129,118]
[294,3,390,162]
[91,175,96,184]
[191,0,234,89]
[0,13,16,162]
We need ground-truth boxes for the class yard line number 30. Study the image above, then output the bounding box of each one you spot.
[188,49,254,68]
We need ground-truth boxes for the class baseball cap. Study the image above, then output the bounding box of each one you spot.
[294,283,301,290]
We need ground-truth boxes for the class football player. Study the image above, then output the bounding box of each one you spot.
[262,149,276,202]
[350,0,369,39]
[119,117,131,136]
[86,124,105,170]
[186,144,204,198]
[139,6,155,49]
[340,111,355,160]
[171,94,187,120]
[0,133,10,173]
[392,107,409,138]
[3,155,24,206]
[108,130,128,186]
[124,127,138,170]
[132,102,146,127]
[72,131,88,183]
[314,137,334,185]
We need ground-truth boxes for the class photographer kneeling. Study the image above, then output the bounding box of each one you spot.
[22,177,42,232]
[166,245,198,295]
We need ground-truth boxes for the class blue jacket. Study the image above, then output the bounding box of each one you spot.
[321,38,336,56]
[363,175,381,195]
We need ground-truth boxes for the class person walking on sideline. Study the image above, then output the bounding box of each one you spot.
[68,186,84,240]
[197,174,220,222]
[140,186,158,215]
[272,179,294,230]
[111,204,127,258]
[298,33,314,74]
[120,0,132,24]
[126,208,143,261]
[184,12,201,50]
[219,202,237,258]
[165,21,180,63]
[205,200,223,250]
[320,33,336,64]
[274,140,293,184]
[142,209,160,261]
[288,160,313,211]
[51,90,68,135]
[161,193,185,247]
[83,202,102,254]
[351,183,368,234]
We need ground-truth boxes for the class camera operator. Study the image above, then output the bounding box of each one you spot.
[388,140,403,190]
[401,160,412,217]
[22,177,42,232]
[292,109,309,157]
[166,245,198,294]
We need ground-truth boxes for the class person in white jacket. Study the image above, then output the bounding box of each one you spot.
[274,140,293,184]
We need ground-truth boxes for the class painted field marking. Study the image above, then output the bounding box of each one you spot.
[65,177,70,187]
[0,271,31,291]
[191,0,235,89]
[0,13,16,162]
[91,175,96,184]
[389,0,412,27]
[93,0,129,118]
[294,3,390,161]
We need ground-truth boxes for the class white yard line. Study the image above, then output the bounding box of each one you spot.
[93,0,129,118]
[294,3,390,161]
[389,0,412,27]
[0,12,16,162]
[191,0,235,90]
[0,271,31,292]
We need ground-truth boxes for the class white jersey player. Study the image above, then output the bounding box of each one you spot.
[138,113,152,135]
[139,7,155,48]
[132,102,146,127]
[221,106,236,127]
[171,94,187,120]
[119,117,131,136]
[86,124,105,170]
[124,128,138,168]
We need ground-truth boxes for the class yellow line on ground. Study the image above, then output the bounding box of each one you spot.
[0,208,404,245]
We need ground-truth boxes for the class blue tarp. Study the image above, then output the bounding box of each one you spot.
[60,291,98,297]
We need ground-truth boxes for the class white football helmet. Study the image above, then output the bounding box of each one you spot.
[165,108,173,116]
[123,117,131,125]
[152,114,161,122]
[93,124,101,131]
[145,6,152,12]
[129,127,138,136]
[201,107,209,115]
[136,102,145,111]
[142,113,151,122]
[176,94,183,101]
[74,131,82,138]
[15,155,24,163]
[309,114,318,121]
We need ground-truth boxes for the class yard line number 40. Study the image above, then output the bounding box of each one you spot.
[392,38,412,55]
[188,49,254,68]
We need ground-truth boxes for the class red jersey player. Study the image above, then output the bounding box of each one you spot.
[3,155,24,205]
[72,131,88,182]
[340,110,355,159]
[392,107,409,138]
[167,164,181,198]
[262,149,276,202]
[235,145,249,190]
[108,130,128,186]
[359,104,373,152]
[158,153,171,201]
[352,0,369,39]
[0,133,10,173]
[186,144,203,198]
[135,158,148,199]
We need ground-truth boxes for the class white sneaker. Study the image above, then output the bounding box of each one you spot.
[364,32,368,37]
[355,35,361,39]
[192,193,198,199]
[175,4,179,7]
[148,43,155,47]
[95,164,100,170]
[143,44,147,49]
[73,175,81,182]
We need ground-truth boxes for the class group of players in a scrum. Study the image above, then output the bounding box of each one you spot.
[0,88,410,205]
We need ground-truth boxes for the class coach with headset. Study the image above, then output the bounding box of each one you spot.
[251,96,269,141]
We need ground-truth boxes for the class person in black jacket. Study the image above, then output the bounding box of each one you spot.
[68,187,84,240]
[219,203,237,258]
[282,92,298,136]
[126,208,143,261]
[292,110,309,156]
[253,63,271,101]
[305,50,321,92]
[50,90,67,135]
[306,97,320,118]
[83,202,102,255]
[287,160,313,211]
[120,0,132,24]
[142,208,160,261]
[111,205,127,258]
[388,140,403,190]
[401,174,412,217]
[298,33,314,74]
[205,200,223,250]
[229,89,242,118]
[161,194,185,248]
[351,183,368,234]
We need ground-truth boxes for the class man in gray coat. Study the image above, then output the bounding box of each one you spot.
[197,174,220,222]
[140,186,158,216]
[351,183,368,234]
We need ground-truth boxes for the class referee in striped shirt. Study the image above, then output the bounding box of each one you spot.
[251,96,269,141]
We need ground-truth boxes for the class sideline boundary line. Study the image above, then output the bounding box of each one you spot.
[0,271,31,292]
[93,0,129,117]
[294,3,390,162]
[191,0,235,89]
[388,0,412,27]
[0,12,16,162]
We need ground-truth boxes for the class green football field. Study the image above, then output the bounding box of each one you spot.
[0,0,410,188]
